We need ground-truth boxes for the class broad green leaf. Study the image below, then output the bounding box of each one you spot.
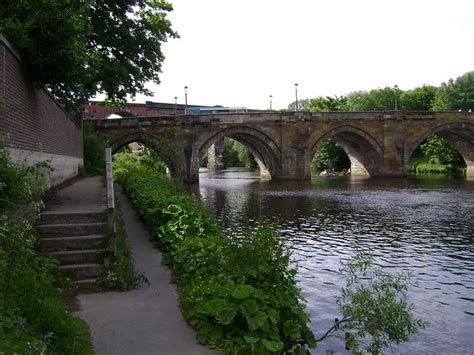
[231,284,255,299]
[244,336,260,344]
[267,308,279,324]
[283,320,301,341]
[262,339,284,352]
[240,299,258,317]
[247,310,267,331]
[215,306,237,325]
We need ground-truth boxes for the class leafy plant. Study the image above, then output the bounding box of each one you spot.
[311,139,350,174]
[82,121,109,175]
[316,252,428,354]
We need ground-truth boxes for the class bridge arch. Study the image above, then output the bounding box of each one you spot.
[109,132,179,177]
[191,126,281,180]
[406,122,474,176]
[311,125,384,176]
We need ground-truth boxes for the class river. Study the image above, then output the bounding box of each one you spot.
[186,168,474,354]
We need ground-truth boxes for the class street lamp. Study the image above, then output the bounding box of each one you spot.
[184,86,188,114]
[269,94,273,111]
[174,96,177,115]
[294,83,299,111]
[394,84,399,111]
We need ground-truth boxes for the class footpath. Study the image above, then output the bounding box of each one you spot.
[48,176,212,354]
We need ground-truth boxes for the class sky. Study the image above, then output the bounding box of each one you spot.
[125,0,474,110]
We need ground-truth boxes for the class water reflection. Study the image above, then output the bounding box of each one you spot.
[188,168,474,354]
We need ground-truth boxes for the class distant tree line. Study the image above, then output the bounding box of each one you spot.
[288,71,474,112]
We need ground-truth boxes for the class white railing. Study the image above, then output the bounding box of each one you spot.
[105,147,116,259]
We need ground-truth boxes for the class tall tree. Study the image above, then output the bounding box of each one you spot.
[400,85,438,111]
[307,96,348,112]
[346,87,400,111]
[431,71,474,111]
[0,0,177,112]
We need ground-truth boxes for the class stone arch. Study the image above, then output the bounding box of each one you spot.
[405,122,474,176]
[191,126,281,180]
[106,111,136,119]
[311,125,384,176]
[109,131,178,176]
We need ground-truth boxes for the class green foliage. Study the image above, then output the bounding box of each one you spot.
[1,0,177,112]
[335,252,428,354]
[0,149,92,353]
[407,135,466,175]
[400,85,438,111]
[431,71,474,111]
[224,138,257,169]
[113,161,316,353]
[287,99,311,111]
[0,148,51,213]
[346,87,399,111]
[288,70,472,112]
[82,121,109,175]
[311,139,350,174]
[307,96,348,112]
[420,135,464,165]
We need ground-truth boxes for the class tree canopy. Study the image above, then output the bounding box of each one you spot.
[0,0,177,112]
[288,71,473,112]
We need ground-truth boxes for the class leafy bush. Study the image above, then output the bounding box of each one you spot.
[114,160,316,353]
[82,121,108,175]
[311,139,350,174]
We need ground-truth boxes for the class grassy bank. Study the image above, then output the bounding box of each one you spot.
[0,148,92,353]
[113,159,316,354]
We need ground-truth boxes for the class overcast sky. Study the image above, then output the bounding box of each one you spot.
[127,0,473,110]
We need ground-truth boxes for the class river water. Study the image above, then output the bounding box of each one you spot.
[186,168,474,354]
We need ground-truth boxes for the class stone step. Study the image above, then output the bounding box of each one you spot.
[59,263,104,280]
[72,278,99,287]
[38,210,107,225]
[36,222,106,237]
[40,235,106,252]
[49,249,106,265]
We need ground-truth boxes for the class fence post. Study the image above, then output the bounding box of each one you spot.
[105,148,116,260]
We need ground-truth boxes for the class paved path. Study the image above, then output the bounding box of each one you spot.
[44,175,107,212]
[75,185,213,355]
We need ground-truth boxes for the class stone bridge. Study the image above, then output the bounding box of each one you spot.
[86,111,474,181]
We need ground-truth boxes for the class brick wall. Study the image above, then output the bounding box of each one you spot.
[0,35,83,185]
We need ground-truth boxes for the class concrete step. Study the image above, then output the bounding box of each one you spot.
[40,235,106,252]
[59,263,104,280]
[49,249,107,265]
[38,210,107,225]
[36,222,106,237]
[72,278,99,287]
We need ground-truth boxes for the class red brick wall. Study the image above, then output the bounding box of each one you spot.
[0,35,82,159]
[83,101,186,119]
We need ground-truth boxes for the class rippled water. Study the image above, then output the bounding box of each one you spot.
[186,168,474,354]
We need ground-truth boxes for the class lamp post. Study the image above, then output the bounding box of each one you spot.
[394,84,399,111]
[184,86,188,114]
[294,83,299,111]
[269,94,273,111]
[174,96,177,115]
